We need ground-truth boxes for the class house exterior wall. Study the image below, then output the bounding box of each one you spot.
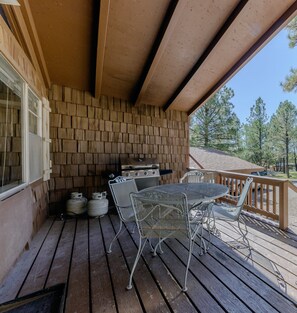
[0,180,48,283]
[49,85,189,214]
[0,16,49,284]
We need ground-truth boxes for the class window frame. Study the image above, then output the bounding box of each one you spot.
[0,55,49,200]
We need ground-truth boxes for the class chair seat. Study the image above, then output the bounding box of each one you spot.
[212,203,238,221]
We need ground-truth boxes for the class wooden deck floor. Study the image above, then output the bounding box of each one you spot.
[1,213,297,313]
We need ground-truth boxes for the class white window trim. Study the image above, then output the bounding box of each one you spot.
[42,97,52,181]
[0,58,51,200]
[22,83,29,184]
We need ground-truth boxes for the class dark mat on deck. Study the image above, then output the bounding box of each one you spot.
[0,284,65,313]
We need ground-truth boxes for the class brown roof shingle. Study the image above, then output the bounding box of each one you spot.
[190,147,264,173]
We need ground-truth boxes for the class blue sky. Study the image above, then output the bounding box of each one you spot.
[226,27,297,124]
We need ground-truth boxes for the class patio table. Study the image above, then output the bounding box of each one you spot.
[140,182,229,205]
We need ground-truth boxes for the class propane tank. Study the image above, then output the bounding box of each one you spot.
[88,192,109,217]
[66,192,87,216]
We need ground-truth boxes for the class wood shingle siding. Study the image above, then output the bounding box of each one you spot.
[49,85,189,214]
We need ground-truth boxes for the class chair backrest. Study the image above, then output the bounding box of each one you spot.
[234,177,253,217]
[179,170,204,183]
[130,191,190,239]
[108,176,138,221]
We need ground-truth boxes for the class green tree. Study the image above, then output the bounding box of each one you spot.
[281,17,297,92]
[243,98,268,166]
[190,86,241,153]
[268,100,297,178]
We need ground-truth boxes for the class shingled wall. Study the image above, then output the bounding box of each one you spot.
[49,85,189,214]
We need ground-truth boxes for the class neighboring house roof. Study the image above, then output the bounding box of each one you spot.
[189,147,264,173]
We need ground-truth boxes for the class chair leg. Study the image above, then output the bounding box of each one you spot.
[131,222,137,234]
[153,237,166,256]
[203,206,214,252]
[107,220,123,254]
[183,239,194,292]
[238,216,249,246]
[127,237,148,290]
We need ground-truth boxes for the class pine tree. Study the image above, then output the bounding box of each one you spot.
[243,98,268,166]
[281,17,297,92]
[268,100,297,177]
[190,86,241,153]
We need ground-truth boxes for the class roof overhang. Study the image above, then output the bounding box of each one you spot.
[3,0,297,115]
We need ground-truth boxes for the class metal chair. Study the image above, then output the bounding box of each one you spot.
[210,177,253,247]
[180,170,214,248]
[127,190,205,292]
[180,170,216,184]
[179,170,204,183]
[107,176,138,253]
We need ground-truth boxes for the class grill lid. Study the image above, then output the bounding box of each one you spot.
[121,158,159,170]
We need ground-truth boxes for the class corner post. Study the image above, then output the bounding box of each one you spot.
[279,180,288,230]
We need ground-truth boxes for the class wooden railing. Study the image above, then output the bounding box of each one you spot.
[198,169,291,230]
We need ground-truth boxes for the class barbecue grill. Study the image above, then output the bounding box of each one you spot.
[120,157,160,190]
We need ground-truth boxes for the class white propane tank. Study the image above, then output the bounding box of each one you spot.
[66,192,87,216]
[88,192,109,217]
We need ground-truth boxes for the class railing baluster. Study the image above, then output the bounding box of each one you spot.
[266,184,270,213]
[260,184,263,211]
[279,180,288,230]
[254,183,258,210]
[273,186,276,214]
[198,169,289,229]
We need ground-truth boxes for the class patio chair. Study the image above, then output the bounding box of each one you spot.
[180,170,216,184]
[180,170,214,247]
[127,190,205,292]
[210,177,253,247]
[107,176,138,253]
[179,170,204,183]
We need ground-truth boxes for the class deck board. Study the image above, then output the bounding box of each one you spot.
[216,221,297,299]
[100,215,143,313]
[18,219,64,297]
[1,213,297,313]
[110,215,172,313]
[89,218,117,313]
[65,219,90,313]
[0,218,54,303]
[46,219,76,288]
[165,239,252,313]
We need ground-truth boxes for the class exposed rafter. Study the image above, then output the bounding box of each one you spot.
[95,0,110,98]
[3,1,50,88]
[162,0,248,112]
[188,0,297,116]
[132,0,187,107]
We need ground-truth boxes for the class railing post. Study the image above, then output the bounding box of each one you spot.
[215,172,221,184]
[279,180,288,230]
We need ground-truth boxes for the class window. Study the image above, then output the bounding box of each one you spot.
[0,58,23,194]
[0,55,50,199]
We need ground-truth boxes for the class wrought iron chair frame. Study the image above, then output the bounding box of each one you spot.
[127,190,206,292]
[210,177,253,247]
[107,176,138,253]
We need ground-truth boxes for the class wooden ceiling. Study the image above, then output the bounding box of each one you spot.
[3,0,297,115]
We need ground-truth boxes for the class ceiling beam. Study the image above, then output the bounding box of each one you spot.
[188,0,297,116]
[4,1,51,88]
[132,0,187,107]
[94,0,110,98]
[162,0,248,112]
[2,5,28,55]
